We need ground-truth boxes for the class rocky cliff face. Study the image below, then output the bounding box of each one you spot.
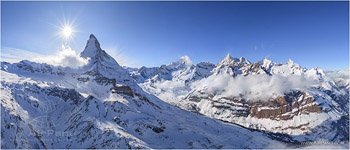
[249,92,322,120]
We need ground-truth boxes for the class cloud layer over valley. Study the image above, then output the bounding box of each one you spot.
[192,73,319,101]
[1,45,89,68]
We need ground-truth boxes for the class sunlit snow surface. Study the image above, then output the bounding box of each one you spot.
[0,35,287,149]
[134,54,349,148]
[0,68,288,148]
[1,35,348,149]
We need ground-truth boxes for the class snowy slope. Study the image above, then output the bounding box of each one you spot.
[130,56,215,105]
[129,56,214,83]
[136,54,349,144]
[1,34,288,149]
[325,69,349,92]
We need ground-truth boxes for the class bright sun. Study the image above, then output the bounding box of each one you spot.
[61,25,73,39]
[56,18,77,42]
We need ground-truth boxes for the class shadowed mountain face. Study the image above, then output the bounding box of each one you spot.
[1,34,348,149]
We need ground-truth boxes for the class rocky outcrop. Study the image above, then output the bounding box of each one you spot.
[186,90,323,121]
[111,85,134,96]
[249,91,322,120]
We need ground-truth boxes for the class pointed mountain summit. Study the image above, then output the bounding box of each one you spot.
[287,59,301,68]
[80,34,121,67]
[223,53,233,60]
[238,57,250,65]
[80,34,102,58]
[79,34,128,80]
[212,54,238,75]
[260,57,273,71]
[213,54,267,76]
[217,54,250,67]
[218,54,236,66]
[80,34,120,67]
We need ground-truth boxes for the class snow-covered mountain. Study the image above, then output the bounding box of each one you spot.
[134,54,349,144]
[129,55,214,84]
[1,34,293,149]
[325,69,350,92]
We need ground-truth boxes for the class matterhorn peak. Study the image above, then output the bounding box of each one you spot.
[89,33,97,40]
[78,34,125,78]
[80,34,102,58]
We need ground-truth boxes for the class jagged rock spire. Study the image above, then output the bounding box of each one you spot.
[80,34,102,58]
[218,53,235,66]
[79,34,127,78]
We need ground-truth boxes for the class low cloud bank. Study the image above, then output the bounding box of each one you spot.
[192,73,319,101]
[33,45,89,68]
[325,69,349,81]
[2,46,89,68]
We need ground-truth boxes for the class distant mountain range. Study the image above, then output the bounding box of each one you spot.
[1,34,348,148]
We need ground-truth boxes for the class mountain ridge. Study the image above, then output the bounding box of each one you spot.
[132,44,349,143]
[1,34,348,148]
[1,34,290,149]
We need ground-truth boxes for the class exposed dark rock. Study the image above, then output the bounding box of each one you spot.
[249,92,321,120]
[46,87,82,104]
[111,85,134,96]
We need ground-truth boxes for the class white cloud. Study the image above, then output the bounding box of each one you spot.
[179,55,193,65]
[34,45,89,68]
[325,69,349,81]
[1,46,89,68]
[192,73,319,101]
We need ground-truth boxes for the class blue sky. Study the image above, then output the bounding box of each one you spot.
[1,1,349,69]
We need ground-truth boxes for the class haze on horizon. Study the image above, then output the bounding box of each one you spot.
[1,1,349,70]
